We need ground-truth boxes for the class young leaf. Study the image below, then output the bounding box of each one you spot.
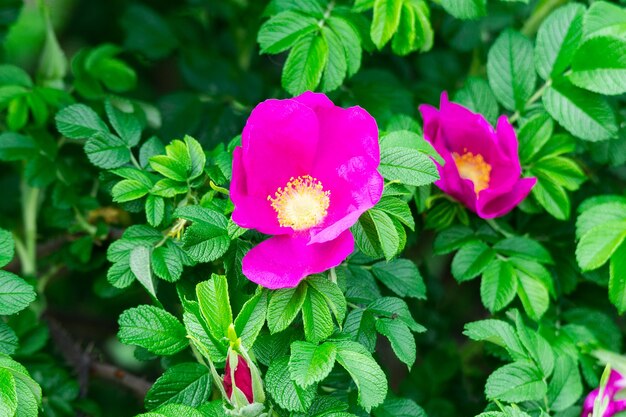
[196,275,233,341]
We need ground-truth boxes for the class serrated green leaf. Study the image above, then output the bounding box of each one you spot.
[433,225,475,255]
[576,221,626,271]
[375,318,415,369]
[0,324,17,355]
[335,341,387,412]
[320,26,347,92]
[282,34,328,95]
[532,172,570,220]
[547,356,582,411]
[234,290,267,348]
[302,286,334,343]
[196,275,232,341]
[118,305,188,355]
[494,237,553,264]
[145,195,165,227]
[487,30,536,111]
[327,16,362,77]
[289,341,337,388]
[570,36,626,95]
[535,4,585,80]
[267,284,307,334]
[151,244,183,283]
[463,319,526,360]
[0,368,17,417]
[0,132,37,161]
[105,99,141,147]
[517,271,550,321]
[371,0,402,49]
[112,179,150,202]
[451,241,495,282]
[55,103,108,139]
[266,357,316,412]
[145,363,211,410]
[0,229,14,268]
[481,260,517,313]
[368,297,425,333]
[129,245,157,298]
[518,112,554,163]
[0,271,36,315]
[609,242,626,313]
[306,276,347,326]
[583,2,626,40]
[258,11,318,54]
[85,132,131,169]
[372,259,426,299]
[379,146,439,187]
[373,397,427,417]
[543,79,617,142]
[485,361,547,402]
[439,0,486,20]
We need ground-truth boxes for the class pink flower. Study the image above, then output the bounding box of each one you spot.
[582,370,626,417]
[419,93,536,219]
[231,92,383,289]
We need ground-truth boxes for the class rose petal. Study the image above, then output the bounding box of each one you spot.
[242,230,354,289]
[477,177,537,219]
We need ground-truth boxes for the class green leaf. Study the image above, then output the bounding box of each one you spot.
[372,259,426,299]
[0,65,33,87]
[343,309,377,352]
[0,368,17,417]
[570,36,626,95]
[112,179,150,203]
[481,260,517,313]
[535,4,585,80]
[258,11,318,54]
[609,242,626,313]
[55,103,108,139]
[518,112,554,163]
[178,207,230,263]
[375,196,415,231]
[531,172,570,220]
[105,99,141,147]
[85,132,131,169]
[129,245,157,298]
[196,275,232,341]
[289,341,337,388]
[234,290,268,348]
[118,305,188,355]
[433,225,475,255]
[267,285,307,334]
[531,156,585,191]
[266,357,316,412]
[0,324,17,355]
[327,16,362,76]
[517,271,550,321]
[543,79,617,142]
[463,319,526,360]
[138,404,204,417]
[576,200,626,239]
[371,0,402,49]
[375,318,415,369]
[149,140,191,182]
[145,363,211,410]
[454,77,499,125]
[547,356,582,412]
[302,286,334,343]
[373,398,427,417]
[0,355,42,409]
[0,271,36,315]
[451,241,495,282]
[379,146,439,187]
[306,276,347,325]
[368,297,425,333]
[493,237,553,264]
[390,3,416,56]
[485,361,547,402]
[320,26,348,92]
[282,34,328,95]
[184,136,205,181]
[145,195,165,227]
[0,229,14,268]
[487,30,536,111]
[151,243,183,283]
[182,301,226,363]
[514,312,554,377]
[335,341,388,412]
[583,1,626,40]
[576,221,626,271]
[439,0,486,20]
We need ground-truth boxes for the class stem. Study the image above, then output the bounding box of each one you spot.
[209,181,230,196]
[329,268,337,284]
[508,79,553,124]
[521,0,568,37]
[130,151,142,170]
[21,181,40,277]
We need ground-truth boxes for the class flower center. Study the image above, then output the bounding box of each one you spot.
[452,150,492,195]
[268,175,330,231]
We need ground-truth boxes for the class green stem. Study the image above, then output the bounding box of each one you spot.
[329,268,337,284]
[521,0,568,38]
[130,151,142,170]
[21,181,40,277]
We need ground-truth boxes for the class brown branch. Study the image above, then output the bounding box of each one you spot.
[46,315,152,400]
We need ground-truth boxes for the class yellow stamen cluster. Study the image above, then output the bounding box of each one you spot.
[268,175,330,231]
[452,150,492,195]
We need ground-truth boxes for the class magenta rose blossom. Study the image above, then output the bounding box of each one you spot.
[419,93,536,219]
[231,92,383,289]
[582,370,626,417]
